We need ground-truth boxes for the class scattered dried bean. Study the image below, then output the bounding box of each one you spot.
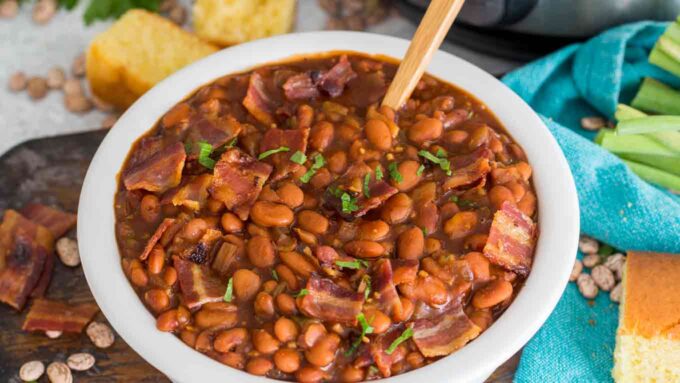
[64,94,93,113]
[569,259,582,282]
[46,361,72,383]
[19,360,45,382]
[46,67,66,89]
[609,282,623,303]
[604,253,626,281]
[63,79,82,96]
[71,54,86,78]
[27,77,49,100]
[32,0,56,24]
[580,116,606,131]
[66,353,95,371]
[56,237,80,267]
[0,0,19,18]
[591,265,615,291]
[8,71,27,92]
[576,273,598,299]
[86,321,115,348]
[578,235,599,254]
[582,253,601,268]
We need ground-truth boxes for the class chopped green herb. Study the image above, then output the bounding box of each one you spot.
[335,259,369,270]
[341,192,359,213]
[271,269,279,281]
[436,148,447,158]
[363,173,371,198]
[84,0,162,25]
[421,227,428,236]
[258,146,290,160]
[300,154,326,183]
[346,313,375,355]
[184,141,193,154]
[375,166,384,181]
[296,289,310,298]
[418,150,451,175]
[416,164,425,176]
[388,162,403,183]
[458,199,478,209]
[290,150,307,165]
[197,142,216,169]
[226,137,238,148]
[598,244,615,256]
[385,327,414,354]
[328,185,344,198]
[223,277,234,302]
[362,275,371,300]
[450,195,459,203]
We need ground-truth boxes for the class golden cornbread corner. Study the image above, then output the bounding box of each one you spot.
[612,251,680,382]
[193,0,296,47]
[86,9,219,110]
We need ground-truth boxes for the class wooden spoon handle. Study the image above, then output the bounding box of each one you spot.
[382,0,466,110]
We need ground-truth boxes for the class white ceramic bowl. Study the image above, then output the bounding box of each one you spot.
[78,31,579,383]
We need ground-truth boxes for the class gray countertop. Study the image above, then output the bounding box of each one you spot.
[0,0,521,156]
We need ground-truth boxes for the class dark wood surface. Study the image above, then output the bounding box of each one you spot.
[0,131,519,382]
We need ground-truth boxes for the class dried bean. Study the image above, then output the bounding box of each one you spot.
[591,265,615,291]
[580,116,606,131]
[66,353,95,371]
[609,282,623,303]
[604,253,626,281]
[19,360,45,382]
[27,77,48,100]
[71,53,86,78]
[582,253,601,268]
[0,0,19,18]
[8,71,27,92]
[56,237,80,267]
[46,67,65,89]
[46,361,72,383]
[578,235,599,254]
[86,321,115,348]
[569,259,582,282]
[32,0,56,24]
[576,274,598,299]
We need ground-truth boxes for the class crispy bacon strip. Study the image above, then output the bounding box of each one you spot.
[21,204,77,238]
[325,163,397,218]
[210,149,273,220]
[372,259,402,315]
[123,141,186,193]
[211,240,242,276]
[483,201,537,276]
[319,55,357,98]
[0,210,52,310]
[162,174,213,211]
[243,72,276,125]
[299,274,364,324]
[369,327,408,378]
[30,252,54,297]
[283,73,321,101]
[179,229,222,264]
[174,257,226,310]
[22,298,99,333]
[260,127,310,180]
[139,218,175,261]
[185,116,242,156]
[443,147,491,191]
[412,304,481,357]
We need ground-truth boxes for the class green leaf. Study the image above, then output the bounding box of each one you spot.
[363,173,371,198]
[388,162,402,183]
[345,312,374,356]
[385,327,413,355]
[271,269,279,281]
[258,146,290,160]
[197,142,216,169]
[296,289,309,298]
[223,277,234,302]
[335,259,368,270]
[341,192,359,213]
[416,164,425,176]
[418,150,451,175]
[362,275,371,300]
[300,154,325,183]
[290,150,307,165]
[375,166,384,181]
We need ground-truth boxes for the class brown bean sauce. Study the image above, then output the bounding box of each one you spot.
[114,52,538,381]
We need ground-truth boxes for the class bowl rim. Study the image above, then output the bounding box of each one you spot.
[78,30,579,383]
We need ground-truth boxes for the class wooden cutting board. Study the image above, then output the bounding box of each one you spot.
[0,131,519,382]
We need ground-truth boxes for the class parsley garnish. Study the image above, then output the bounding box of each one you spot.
[296,289,310,298]
[335,259,369,270]
[197,142,216,169]
[328,185,344,198]
[450,195,459,203]
[341,192,359,213]
[345,313,375,356]
[271,269,279,281]
[436,148,447,158]
[223,277,234,302]
[385,327,414,354]
[290,150,307,165]
[422,227,428,236]
[416,164,425,176]
[184,141,193,154]
[375,166,384,181]
[258,146,290,160]
[362,275,371,300]
[388,162,403,183]
[418,150,451,175]
[363,173,371,198]
[300,154,325,183]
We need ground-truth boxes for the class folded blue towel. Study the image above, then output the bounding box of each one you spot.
[502,22,680,382]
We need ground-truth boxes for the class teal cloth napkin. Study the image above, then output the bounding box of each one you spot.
[501,22,680,382]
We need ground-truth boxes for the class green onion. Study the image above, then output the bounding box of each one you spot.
[436,148,447,158]
[346,313,374,356]
[458,199,478,209]
[416,164,425,176]
[300,154,325,183]
[341,192,359,213]
[421,227,428,236]
[198,142,216,169]
[631,77,680,115]
[599,130,680,176]
[226,137,238,148]
[290,150,307,165]
[375,166,384,181]
[335,259,369,270]
[388,162,403,183]
[418,150,452,175]
[385,327,413,354]
[258,146,290,160]
[272,269,279,281]
[296,289,309,298]
[223,277,234,302]
[363,173,371,198]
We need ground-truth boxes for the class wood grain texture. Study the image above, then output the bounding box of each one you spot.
[382,0,465,109]
[0,131,517,382]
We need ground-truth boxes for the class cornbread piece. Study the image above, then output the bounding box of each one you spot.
[193,0,296,46]
[612,251,680,382]
[86,10,218,109]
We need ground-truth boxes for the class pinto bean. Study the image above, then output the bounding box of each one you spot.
[443,129,469,145]
[250,201,294,227]
[393,160,422,191]
[276,293,298,316]
[214,328,249,353]
[180,329,198,348]
[364,308,391,334]
[275,264,299,291]
[468,124,490,148]
[341,366,365,382]
[140,194,161,223]
[381,193,413,224]
[468,309,493,331]
[246,356,273,376]
[344,240,384,258]
[392,296,414,322]
[252,329,280,354]
[277,182,304,208]
[397,227,424,260]
[464,233,488,252]
[472,279,513,309]
[296,366,325,383]
[310,168,332,189]
[220,212,243,233]
[280,251,317,277]
[144,289,169,312]
[233,269,261,301]
[195,304,238,329]
[254,292,275,318]
[463,252,490,281]
[300,322,327,348]
[274,347,301,373]
[297,210,329,234]
[163,266,178,286]
[305,333,340,367]
[217,352,245,369]
[156,309,179,332]
[246,235,275,268]
[274,317,299,342]
[408,118,443,144]
[518,190,536,217]
[309,121,334,152]
[358,220,389,241]
[365,119,392,151]
[147,245,165,274]
[425,238,441,254]
[327,150,348,174]
[443,211,478,239]
[488,185,515,210]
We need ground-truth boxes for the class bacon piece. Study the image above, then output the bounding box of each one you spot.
[0,210,52,310]
[185,116,242,157]
[139,218,175,261]
[243,72,276,125]
[483,201,537,276]
[174,257,226,310]
[372,259,402,315]
[22,298,99,333]
[412,304,481,357]
[123,141,186,193]
[299,274,364,324]
[30,252,54,297]
[259,127,310,180]
[179,229,223,264]
[369,327,408,378]
[20,204,77,238]
[162,174,213,211]
[319,55,357,98]
[283,73,321,101]
[210,149,273,220]
[325,163,397,218]
[211,240,242,277]
[390,259,418,285]
[443,147,491,191]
